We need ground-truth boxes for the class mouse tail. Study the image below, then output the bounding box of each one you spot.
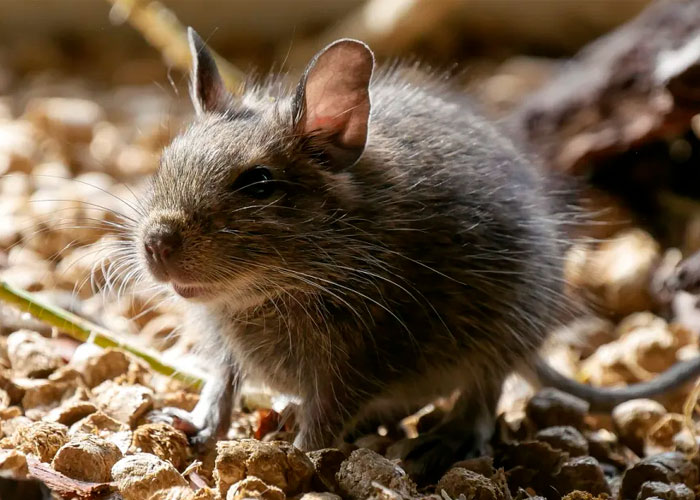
[534,356,700,412]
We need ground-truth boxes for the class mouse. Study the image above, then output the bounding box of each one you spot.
[133,28,700,480]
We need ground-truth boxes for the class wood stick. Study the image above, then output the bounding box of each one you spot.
[0,281,205,389]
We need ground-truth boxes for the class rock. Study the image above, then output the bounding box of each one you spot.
[299,494,342,500]
[215,440,314,498]
[71,348,131,388]
[44,400,97,426]
[112,453,187,500]
[130,423,190,471]
[0,449,29,478]
[307,448,346,493]
[572,229,660,316]
[6,330,63,377]
[0,121,38,174]
[70,410,129,435]
[155,390,199,412]
[25,97,104,143]
[553,456,611,496]
[21,378,86,420]
[535,426,589,457]
[620,452,699,500]
[226,477,286,500]
[93,380,154,426]
[612,399,668,455]
[451,457,497,478]
[52,433,122,482]
[526,388,589,429]
[70,411,133,453]
[336,448,417,500]
[13,421,68,462]
[437,467,510,500]
[637,480,694,500]
[148,487,217,500]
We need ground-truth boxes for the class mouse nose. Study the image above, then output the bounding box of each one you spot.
[144,227,182,268]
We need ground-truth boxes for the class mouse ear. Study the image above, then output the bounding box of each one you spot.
[188,28,228,115]
[293,39,374,168]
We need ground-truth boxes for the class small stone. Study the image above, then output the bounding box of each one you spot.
[148,487,217,500]
[13,421,68,462]
[613,399,667,455]
[553,456,611,496]
[307,448,346,493]
[93,380,154,426]
[70,410,129,435]
[299,494,342,500]
[25,97,104,143]
[52,433,122,482]
[535,426,589,457]
[0,121,38,173]
[0,449,29,478]
[437,467,510,500]
[227,477,286,500]
[620,452,699,500]
[70,411,133,453]
[112,453,187,500]
[72,348,131,388]
[44,401,97,426]
[526,388,589,429]
[336,448,417,500]
[451,456,496,478]
[155,390,199,412]
[637,481,694,500]
[215,440,314,497]
[130,423,190,471]
[21,378,86,420]
[6,330,63,377]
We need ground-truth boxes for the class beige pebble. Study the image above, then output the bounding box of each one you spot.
[227,477,286,500]
[0,449,29,478]
[336,448,416,500]
[52,433,122,482]
[130,423,190,471]
[612,399,667,455]
[25,97,104,143]
[93,380,154,426]
[112,453,187,500]
[6,330,64,377]
[215,439,314,498]
[13,421,68,462]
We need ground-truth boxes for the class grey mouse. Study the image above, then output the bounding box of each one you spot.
[135,29,700,479]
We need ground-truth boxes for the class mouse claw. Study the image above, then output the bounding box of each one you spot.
[147,408,201,435]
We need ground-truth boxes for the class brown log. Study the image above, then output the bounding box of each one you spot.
[27,457,113,499]
[511,0,700,174]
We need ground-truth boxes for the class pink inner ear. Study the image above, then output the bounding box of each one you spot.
[302,41,373,150]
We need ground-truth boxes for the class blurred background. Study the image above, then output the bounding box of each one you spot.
[1,0,700,411]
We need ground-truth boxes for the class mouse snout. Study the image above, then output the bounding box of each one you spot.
[143,225,183,275]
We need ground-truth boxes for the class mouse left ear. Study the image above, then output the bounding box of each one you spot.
[293,39,374,168]
[188,28,229,115]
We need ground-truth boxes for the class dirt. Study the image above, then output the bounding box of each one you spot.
[2,26,700,500]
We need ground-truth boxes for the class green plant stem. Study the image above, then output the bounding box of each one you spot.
[0,281,204,389]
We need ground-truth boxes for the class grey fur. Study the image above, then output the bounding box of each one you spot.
[135,35,570,478]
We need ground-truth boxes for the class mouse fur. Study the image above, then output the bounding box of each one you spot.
[136,30,572,479]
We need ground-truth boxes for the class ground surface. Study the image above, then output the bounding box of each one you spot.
[1,35,700,500]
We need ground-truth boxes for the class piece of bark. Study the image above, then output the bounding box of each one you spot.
[27,456,113,498]
[511,0,700,174]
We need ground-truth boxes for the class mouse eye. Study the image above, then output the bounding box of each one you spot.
[231,166,275,199]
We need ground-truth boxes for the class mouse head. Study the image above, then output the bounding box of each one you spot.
[137,29,375,304]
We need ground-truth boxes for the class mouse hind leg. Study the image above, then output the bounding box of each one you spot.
[388,372,505,484]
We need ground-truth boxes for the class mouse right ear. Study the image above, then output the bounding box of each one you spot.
[292,39,374,168]
[188,28,228,115]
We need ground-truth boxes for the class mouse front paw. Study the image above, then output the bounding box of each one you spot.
[147,407,216,453]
